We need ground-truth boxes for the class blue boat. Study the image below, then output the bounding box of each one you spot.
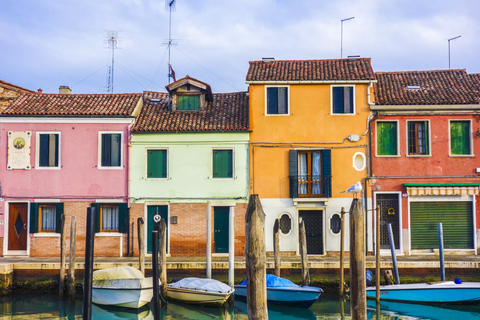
[366,281,480,304]
[234,274,323,308]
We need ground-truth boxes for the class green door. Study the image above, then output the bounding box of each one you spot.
[147,205,168,254]
[411,202,473,249]
[214,207,229,253]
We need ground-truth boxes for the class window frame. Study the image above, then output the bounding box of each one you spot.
[35,131,61,170]
[99,204,120,233]
[146,148,169,180]
[98,131,124,169]
[331,85,355,115]
[211,148,234,179]
[449,119,473,157]
[375,120,400,157]
[38,204,57,233]
[406,120,431,157]
[265,85,290,116]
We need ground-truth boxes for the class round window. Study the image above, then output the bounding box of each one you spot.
[279,214,292,234]
[330,213,341,234]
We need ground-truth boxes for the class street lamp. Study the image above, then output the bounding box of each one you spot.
[341,17,355,58]
[448,35,461,69]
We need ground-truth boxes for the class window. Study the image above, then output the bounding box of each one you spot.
[330,213,341,234]
[266,86,289,115]
[100,132,122,168]
[29,203,63,233]
[37,133,60,168]
[147,149,167,178]
[178,95,200,110]
[332,86,354,114]
[279,214,292,234]
[376,122,398,156]
[91,203,128,233]
[101,205,119,232]
[212,149,233,178]
[289,149,332,198]
[408,121,429,155]
[450,121,471,155]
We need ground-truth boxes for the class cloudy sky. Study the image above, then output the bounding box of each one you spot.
[1,0,479,94]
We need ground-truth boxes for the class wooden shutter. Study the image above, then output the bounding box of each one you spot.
[29,203,39,233]
[377,122,398,155]
[101,134,111,166]
[289,150,298,198]
[321,149,332,197]
[213,150,232,178]
[91,203,101,233]
[267,87,278,114]
[39,134,49,167]
[450,121,470,155]
[55,203,64,233]
[118,203,128,233]
[332,87,343,113]
[147,150,167,178]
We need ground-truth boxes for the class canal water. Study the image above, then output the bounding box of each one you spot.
[0,293,479,319]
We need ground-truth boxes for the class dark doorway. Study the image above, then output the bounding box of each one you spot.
[298,210,324,254]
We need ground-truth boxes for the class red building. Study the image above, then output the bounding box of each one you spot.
[371,69,480,255]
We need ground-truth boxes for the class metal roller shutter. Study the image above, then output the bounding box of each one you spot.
[411,202,473,249]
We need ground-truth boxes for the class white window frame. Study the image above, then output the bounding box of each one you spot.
[330,85,356,115]
[211,148,235,180]
[145,148,169,180]
[35,131,61,170]
[448,119,474,157]
[375,120,400,157]
[406,120,431,157]
[265,85,290,116]
[98,131,124,169]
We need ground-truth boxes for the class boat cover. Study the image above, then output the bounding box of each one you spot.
[168,277,233,293]
[92,266,152,290]
[93,266,145,281]
[239,274,299,288]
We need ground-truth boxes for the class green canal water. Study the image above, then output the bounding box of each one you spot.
[0,293,479,319]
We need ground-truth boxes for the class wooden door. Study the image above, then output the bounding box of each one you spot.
[8,203,28,251]
[214,207,229,253]
[147,205,168,254]
[299,210,324,255]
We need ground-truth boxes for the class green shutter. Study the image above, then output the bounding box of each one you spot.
[411,202,473,249]
[91,203,101,233]
[147,150,167,178]
[321,150,332,197]
[213,150,232,178]
[450,121,470,155]
[55,203,64,233]
[29,203,39,233]
[178,96,200,110]
[118,203,128,233]
[377,122,398,155]
[289,150,298,198]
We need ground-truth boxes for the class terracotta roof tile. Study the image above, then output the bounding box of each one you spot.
[246,58,376,82]
[2,93,142,116]
[0,80,35,93]
[374,69,480,105]
[132,91,249,132]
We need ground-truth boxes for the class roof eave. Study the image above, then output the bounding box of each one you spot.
[246,80,377,84]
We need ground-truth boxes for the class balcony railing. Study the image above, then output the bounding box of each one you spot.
[289,175,332,198]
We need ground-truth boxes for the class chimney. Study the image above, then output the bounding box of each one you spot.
[37,88,43,94]
[262,57,275,63]
[59,86,72,94]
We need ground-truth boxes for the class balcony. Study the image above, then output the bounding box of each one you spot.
[289,175,332,198]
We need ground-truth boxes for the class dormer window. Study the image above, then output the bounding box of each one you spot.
[165,75,213,112]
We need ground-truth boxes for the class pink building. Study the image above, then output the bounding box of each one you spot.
[0,90,141,257]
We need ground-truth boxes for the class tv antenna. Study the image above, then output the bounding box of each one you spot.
[106,31,119,93]
[163,0,178,84]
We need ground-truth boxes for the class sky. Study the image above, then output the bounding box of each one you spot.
[1,0,479,94]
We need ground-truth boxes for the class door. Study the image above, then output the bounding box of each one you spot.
[214,207,229,253]
[147,205,168,254]
[298,210,324,254]
[8,203,28,251]
[377,193,400,250]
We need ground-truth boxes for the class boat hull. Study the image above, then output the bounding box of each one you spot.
[234,285,322,308]
[166,286,234,307]
[92,278,154,309]
[366,282,480,304]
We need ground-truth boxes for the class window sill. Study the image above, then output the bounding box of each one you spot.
[33,233,60,238]
[375,154,401,158]
[95,232,123,237]
[405,154,431,158]
[34,167,62,170]
[448,154,475,157]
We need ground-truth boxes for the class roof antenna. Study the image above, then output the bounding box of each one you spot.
[164,0,178,84]
[105,31,120,93]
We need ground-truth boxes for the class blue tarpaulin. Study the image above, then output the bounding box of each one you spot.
[239,274,299,288]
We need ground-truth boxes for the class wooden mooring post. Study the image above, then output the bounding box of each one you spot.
[375,205,381,302]
[68,217,76,303]
[137,217,145,275]
[59,214,66,298]
[273,218,281,277]
[152,230,160,320]
[339,207,346,297]
[299,218,310,286]
[349,199,366,320]
[159,219,167,305]
[245,194,267,319]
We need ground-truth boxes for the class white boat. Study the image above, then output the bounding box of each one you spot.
[366,281,480,304]
[91,266,155,309]
[167,277,234,307]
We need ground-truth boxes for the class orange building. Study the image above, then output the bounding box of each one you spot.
[246,57,376,255]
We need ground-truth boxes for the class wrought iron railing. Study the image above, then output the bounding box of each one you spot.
[289,175,332,198]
